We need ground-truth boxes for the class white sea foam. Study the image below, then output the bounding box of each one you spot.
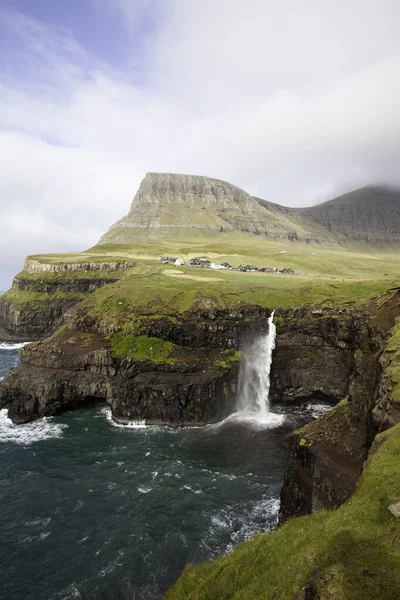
[202,496,280,556]
[100,406,147,428]
[0,342,30,350]
[307,402,334,419]
[53,583,82,599]
[0,409,67,445]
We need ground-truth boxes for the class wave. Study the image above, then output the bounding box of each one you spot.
[0,409,67,445]
[0,342,30,350]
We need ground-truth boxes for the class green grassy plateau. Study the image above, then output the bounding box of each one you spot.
[18,237,400,309]
[4,236,396,340]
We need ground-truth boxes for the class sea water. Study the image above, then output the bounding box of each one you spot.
[0,344,332,599]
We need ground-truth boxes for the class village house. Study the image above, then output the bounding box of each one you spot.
[189,258,201,267]
[160,256,178,264]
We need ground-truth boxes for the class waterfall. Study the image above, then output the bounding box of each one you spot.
[234,311,283,426]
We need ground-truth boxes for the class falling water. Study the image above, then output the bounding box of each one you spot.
[234,311,283,426]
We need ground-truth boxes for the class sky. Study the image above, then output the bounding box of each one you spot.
[0,0,400,287]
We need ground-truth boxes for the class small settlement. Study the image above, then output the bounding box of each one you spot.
[160,256,295,274]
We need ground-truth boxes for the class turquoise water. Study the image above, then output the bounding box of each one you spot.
[0,346,327,599]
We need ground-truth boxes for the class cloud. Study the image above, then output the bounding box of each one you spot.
[0,1,400,287]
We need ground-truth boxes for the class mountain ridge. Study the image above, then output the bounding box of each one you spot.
[100,172,400,247]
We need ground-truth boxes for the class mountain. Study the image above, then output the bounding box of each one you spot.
[299,185,400,245]
[99,172,336,245]
[99,173,400,247]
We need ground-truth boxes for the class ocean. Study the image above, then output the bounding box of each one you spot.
[0,344,329,599]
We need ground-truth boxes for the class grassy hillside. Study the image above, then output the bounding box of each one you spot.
[166,424,400,600]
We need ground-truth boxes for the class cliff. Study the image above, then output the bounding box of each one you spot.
[279,290,400,521]
[0,257,135,340]
[0,297,272,425]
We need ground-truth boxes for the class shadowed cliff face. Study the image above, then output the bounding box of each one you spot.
[2,294,399,435]
[0,306,271,425]
[279,291,400,522]
[270,308,360,405]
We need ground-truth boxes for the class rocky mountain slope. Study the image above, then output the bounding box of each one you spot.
[299,185,400,245]
[100,173,400,247]
[100,172,336,245]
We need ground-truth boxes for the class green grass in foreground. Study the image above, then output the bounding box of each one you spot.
[166,424,400,600]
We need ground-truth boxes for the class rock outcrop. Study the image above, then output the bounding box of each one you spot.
[0,329,239,426]
[270,307,360,404]
[0,293,81,341]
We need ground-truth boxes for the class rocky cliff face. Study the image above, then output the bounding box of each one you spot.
[0,304,272,425]
[0,329,239,426]
[0,294,81,341]
[271,307,360,404]
[279,290,400,522]
[0,260,133,341]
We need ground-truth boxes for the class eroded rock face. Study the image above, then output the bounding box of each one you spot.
[279,291,400,522]
[0,296,80,341]
[24,259,133,274]
[0,322,242,425]
[279,401,369,521]
[271,308,360,404]
[0,265,130,340]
